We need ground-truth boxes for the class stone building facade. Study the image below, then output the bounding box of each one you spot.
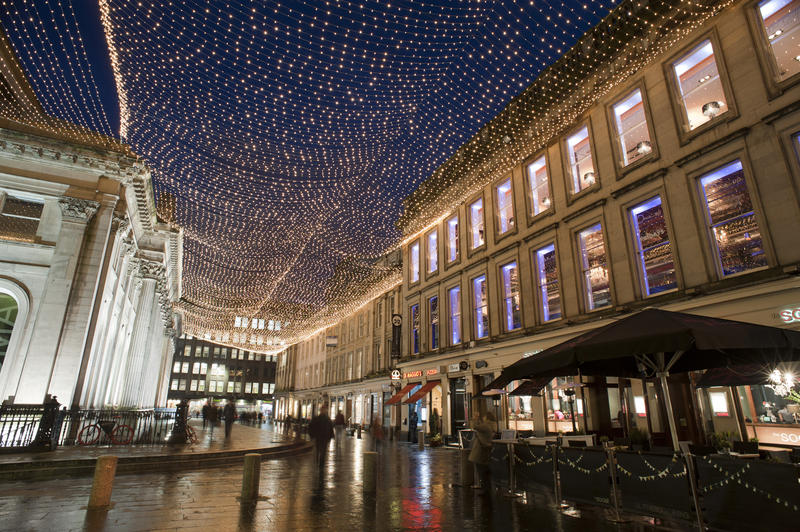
[393,0,800,443]
[0,32,182,409]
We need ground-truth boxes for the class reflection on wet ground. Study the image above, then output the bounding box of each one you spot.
[0,428,684,531]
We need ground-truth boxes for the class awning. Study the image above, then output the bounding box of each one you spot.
[696,362,800,388]
[385,383,417,405]
[509,376,551,396]
[403,381,439,404]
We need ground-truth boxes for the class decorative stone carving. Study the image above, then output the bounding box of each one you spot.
[113,213,130,236]
[58,197,99,223]
[139,259,166,280]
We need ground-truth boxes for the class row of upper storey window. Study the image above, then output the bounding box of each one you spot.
[409,156,770,355]
[408,0,800,285]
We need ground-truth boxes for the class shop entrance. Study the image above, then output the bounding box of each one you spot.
[449,377,468,436]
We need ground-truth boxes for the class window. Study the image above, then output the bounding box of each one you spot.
[192,362,200,374]
[496,178,515,234]
[429,296,439,350]
[234,382,242,393]
[410,241,420,283]
[699,160,767,276]
[469,198,485,249]
[197,380,205,392]
[672,39,728,130]
[534,244,561,322]
[181,362,189,373]
[526,156,551,216]
[427,229,438,273]
[577,224,611,311]
[612,88,653,167]
[200,362,208,374]
[179,379,187,391]
[183,345,192,357]
[472,275,489,339]
[0,195,43,243]
[501,262,521,331]
[448,286,461,345]
[190,380,198,391]
[245,382,252,394]
[629,196,678,295]
[173,361,181,373]
[758,0,800,81]
[446,215,459,262]
[566,126,597,194]
[213,347,220,357]
[227,382,235,393]
[411,304,420,354]
[222,348,229,359]
[202,346,209,357]
[170,379,179,391]
[208,381,216,393]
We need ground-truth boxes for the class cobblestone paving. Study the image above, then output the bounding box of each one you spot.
[0,428,684,532]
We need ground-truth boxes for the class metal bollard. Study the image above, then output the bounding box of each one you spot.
[87,456,118,509]
[241,453,261,502]
[357,425,362,439]
[460,448,474,487]
[418,430,424,450]
[363,451,378,493]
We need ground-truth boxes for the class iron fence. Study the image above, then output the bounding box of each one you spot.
[0,404,46,449]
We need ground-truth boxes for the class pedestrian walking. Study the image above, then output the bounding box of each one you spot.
[370,417,384,452]
[308,405,334,465]
[207,402,219,437]
[224,398,237,438]
[334,410,345,443]
[409,410,418,443]
[201,402,210,429]
[469,412,495,495]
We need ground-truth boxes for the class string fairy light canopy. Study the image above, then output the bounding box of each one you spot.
[0,0,724,352]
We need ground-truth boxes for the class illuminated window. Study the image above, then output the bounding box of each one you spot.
[469,198,485,249]
[183,345,192,357]
[612,88,653,166]
[427,229,438,273]
[200,362,208,374]
[190,380,198,391]
[209,381,217,393]
[634,395,647,417]
[500,261,521,331]
[181,362,189,373]
[446,215,459,262]
[672,39,728,130]
[534,243,561,322]
[699,160,767,276]
[173,361,181,373]
[192,362,200,374]
[410,241,420,283]
[197,380,205,392]
[448,286,461,345]
[629,197,677,296]
[227,382,235,393]
[577,224,611,311]
[234,382,242,393]
[170,379,179,390]
[429,296,439,350]
[526,156,551,216]
[179,379,187,391]
[758,0,800,81]
[709,391,730,416]
[245,382,252,394]
[566,126,597,194]
[411,304,420,354]
[496,178,514,234]
[472,275,489,339]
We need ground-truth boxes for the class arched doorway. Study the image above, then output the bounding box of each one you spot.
[0,293,18,373]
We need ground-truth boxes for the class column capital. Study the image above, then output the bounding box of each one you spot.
[58,197,99,223]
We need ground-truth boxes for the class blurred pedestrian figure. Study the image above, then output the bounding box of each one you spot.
[201,402,210,429]
[334,410,346,443]
[370,417,384,451]
[409,410,418,443]
[469,412,495,495]
[207,402,219,437]
[284,414,293,435]
[224,399,237,438]
[309,405,334,465]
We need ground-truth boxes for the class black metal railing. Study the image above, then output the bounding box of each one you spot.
[0,404,46,449]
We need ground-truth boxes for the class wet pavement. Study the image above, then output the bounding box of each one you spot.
[0,427,686,532]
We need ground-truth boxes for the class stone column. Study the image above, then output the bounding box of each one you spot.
[119,274,157,407]
[14,197,98,404]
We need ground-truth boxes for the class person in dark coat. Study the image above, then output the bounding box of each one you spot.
[308,406,334,465]
[223,399,237,438]
[409,410,418,443]
[201,402,210,428]
[469,412,496,494]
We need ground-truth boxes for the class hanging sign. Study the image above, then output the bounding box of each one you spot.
[391,370,401,380]
[391,314,402,359]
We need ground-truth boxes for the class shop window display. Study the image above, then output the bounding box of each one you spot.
[410,241,420,282]
[427,229,438,273]
[699,160,767,276]
[500,261,521,331]
[758,0,800,81]
[526,155,552,216]
[672,39,728,130]
[577,223,611,310]
[448,286,461,345]
[612,88,653,166]
[534,243,561,321]
[410,304,420,354]
[429,296,439,350]
[566,126,596,194]
[496,178,514,234]
[472,275,489,339]
[469,198,485,249]
[446,215,459,262]
[629,196,677,295]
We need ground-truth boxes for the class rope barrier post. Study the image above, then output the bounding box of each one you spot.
[241,453,261,503]
[87,456,118,510]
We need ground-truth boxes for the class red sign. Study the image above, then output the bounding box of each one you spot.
[404,370,423,379]
[425,368,439,376]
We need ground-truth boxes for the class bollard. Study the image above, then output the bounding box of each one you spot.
[418,430,424,450]
[241,453,261,502]
[460,448,474,487]
[363,451,378,493]
[87,456,118,509]
[357,424,362,439]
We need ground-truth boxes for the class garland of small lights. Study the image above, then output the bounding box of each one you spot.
[513,444,553,467]
[0,0,736,351]
[697,457,799,512]
[557,450,608,475]
[615,452,687,482]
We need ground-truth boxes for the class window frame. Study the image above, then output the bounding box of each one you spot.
[746,0,800,97]
[425,227,439,278]
[523,151,554,224]
[444,212,461,268]
[471,273,490,340]
[498,260,522,333]
[466,193,487,256]
[574,220,614,313]
[662,30,738,144]
[447,284,462,346]
[532,240,563,324]
[694,158,771,279]
[410,303,421,355]
[428,294,440,351]
[409,239,421,285]
[562,119,602,201]
[492,174,517,242]
[605,81,659,176]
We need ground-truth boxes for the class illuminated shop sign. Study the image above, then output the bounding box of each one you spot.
[391,370,401,380]
[404,370,423,379]
[779,308,800,324]
[425,368,439,376]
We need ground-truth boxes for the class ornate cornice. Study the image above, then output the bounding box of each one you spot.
[58,197,99,222]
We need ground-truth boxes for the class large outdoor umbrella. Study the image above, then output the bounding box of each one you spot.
[494,308,800,450]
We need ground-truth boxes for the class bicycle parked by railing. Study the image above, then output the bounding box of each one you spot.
[77,416,134,445]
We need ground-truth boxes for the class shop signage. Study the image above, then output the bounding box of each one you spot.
[751,424,800,446]
[425,368,439,376]
[404,370,423,379]
[391,314,402,359]
[391,370,401,380]
[475,360,488,369]
[779,307,800,324]
[448,363,461,373]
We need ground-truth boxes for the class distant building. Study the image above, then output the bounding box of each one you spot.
[0,28,182,408]
[167,335,277,416]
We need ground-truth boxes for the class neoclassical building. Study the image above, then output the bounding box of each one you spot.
[0,31,182,409]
